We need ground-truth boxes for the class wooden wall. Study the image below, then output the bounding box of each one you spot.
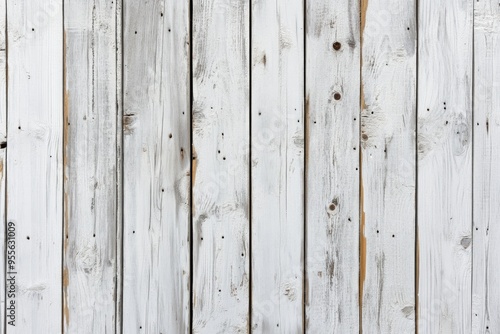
[0,0,498,333]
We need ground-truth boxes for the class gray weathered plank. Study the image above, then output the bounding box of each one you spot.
[192,0,250,332]
[251,0,304,332]
[63,0,118,332]
[0,0,5,330]
[6,0,63,332]
[305,0,360,331]
[122,0,191,332]
[472,0,500,332]
[417,0,473,332]
[360,0,416,332]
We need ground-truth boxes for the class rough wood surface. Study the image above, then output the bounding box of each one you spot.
[250,0,304,332]
[0,0,5,329]
[360,0,416,332]
[305,0,360,332]
[122,0,191,332]
[63,0,118,332]
[473,0,500,332]
[417,0,473,332]
[6,0,63,332]
[192,0,250,332]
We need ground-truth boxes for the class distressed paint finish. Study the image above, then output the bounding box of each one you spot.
[6,0,63,332]
[473,0,500,332]
[63,0,117,332]
[192,0,250,332]
[0,0,5,329]
[251,0,304,332]
[360,0,416,332]
[122,0,191,332]
[305,0,360,332]
[417,0,473,332]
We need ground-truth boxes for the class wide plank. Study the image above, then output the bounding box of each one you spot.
[360,0,416,332]
[417,0,473,332]
[251,0,304,332]
[6,0,63,332]
[192,0,250,332]
[472,0,500,332]
[63,0,118,332]
[122,0,191,332]
[305,0,361,332]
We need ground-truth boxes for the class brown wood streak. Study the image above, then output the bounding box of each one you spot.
[359,0,368,332]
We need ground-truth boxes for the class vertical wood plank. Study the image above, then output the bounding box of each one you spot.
[360,0,416,332]
[251,0,304,332]
[63,0,117,332]
[0,0,5,329]
[115,0,123,332]
[473,0,500,332]
[192,0,250,332]
[417,0,473,332]
[122,0,191,332]
[305,0,360,332]
[6,0,63,332]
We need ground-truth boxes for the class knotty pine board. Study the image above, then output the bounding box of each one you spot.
[305,0,361,332]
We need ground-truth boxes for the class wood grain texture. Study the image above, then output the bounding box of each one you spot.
[122,0,191,332]
[0,0,5,329]
[305,0,360,332]
[417,0,473,332]
[360,0,416,332]
[473,1,500,332]
[250,0,304,332]
[6,0,63,332]
[192,0,250,332]
[115,0,123,332]
[63,0,117,332]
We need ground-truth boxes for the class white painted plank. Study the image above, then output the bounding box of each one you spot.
[63,0,117,332]
[417,0,473,332]
[0,0,6,330]
[250,0,304,332]
[192,0,250,332]
[360,0,416,332]
[6,0,63,332]
[305,0,360,332]
[122,0,191,332]
[472,1,500,332]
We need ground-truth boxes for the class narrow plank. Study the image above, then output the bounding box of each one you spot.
[305,0,360,331]
[417,0,473,332]
[0,0,6,329]
[251,0,304,332]
[122,0,191,332]
[472,1,500,332]
[115,0,124,332]
[192,0,250,332]
[63,0,117,332]
[6,0,63,332]
[360,0,416,332]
